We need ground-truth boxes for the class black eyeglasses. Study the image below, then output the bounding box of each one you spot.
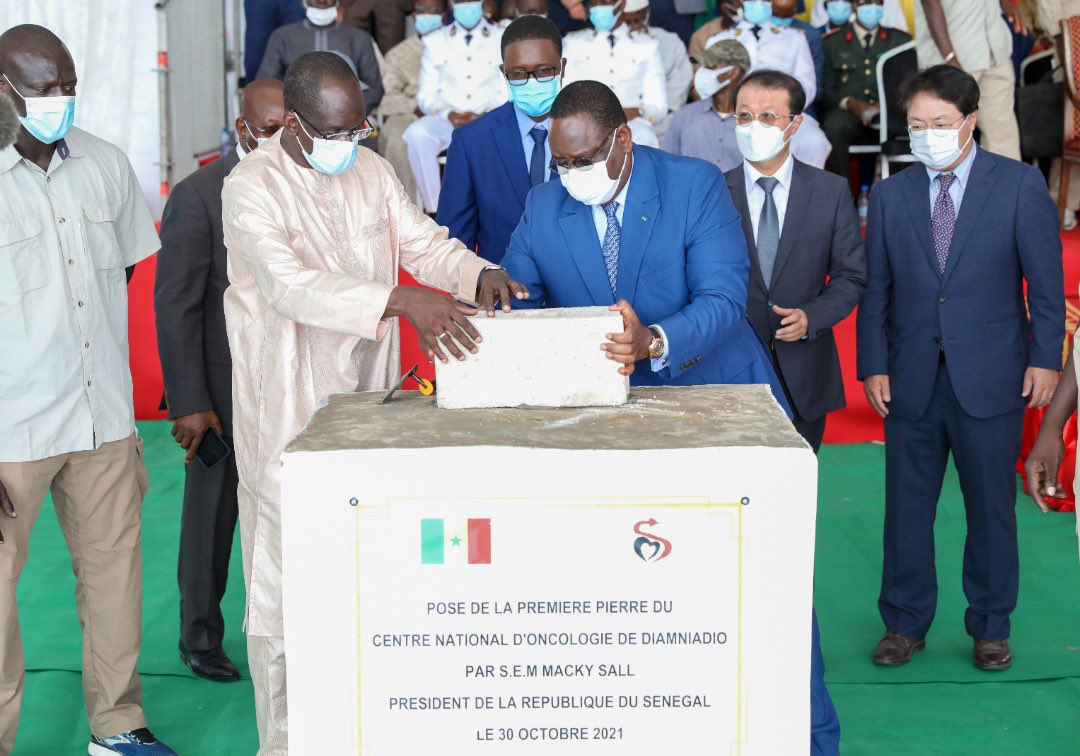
[504,65,561,86]
[242,118,281,138]
[293,109,374,141]
[549,130,617,176]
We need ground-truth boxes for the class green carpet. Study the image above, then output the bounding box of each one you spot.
[10,425,1080,754]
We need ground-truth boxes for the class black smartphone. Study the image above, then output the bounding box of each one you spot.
[196,427,232,469]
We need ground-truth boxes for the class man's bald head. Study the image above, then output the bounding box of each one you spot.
[237,79,285,152]
[0,24,76,103]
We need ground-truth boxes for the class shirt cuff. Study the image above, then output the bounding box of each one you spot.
[649,324,671,372]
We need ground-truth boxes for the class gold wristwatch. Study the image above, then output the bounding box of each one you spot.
[648,326,665,360]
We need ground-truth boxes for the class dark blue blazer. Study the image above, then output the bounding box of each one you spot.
[502,145,786,397]
[856,148,1064,419]
[438,102,550,263]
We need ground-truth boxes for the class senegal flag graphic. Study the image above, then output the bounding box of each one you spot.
[420,518,492,565]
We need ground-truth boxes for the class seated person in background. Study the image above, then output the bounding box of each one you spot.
[537,0,591,34]
[622,0,694,137]
[563,0,669,147]
[820,0,910,178]
[771,0,825,116]
[691,1,833,168]
[438,15,565,262]
[404,0,507,212]
[341,0,412,53]
[810,0,909,32]
[503,0,552,19]
[662,39,751,172]
[378,0,445,200]
[485,0,507,25]
[257,0,386,116]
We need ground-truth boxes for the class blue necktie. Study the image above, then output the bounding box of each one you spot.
[529,126,547,188]
[601,202,621,296]
[932,173,957,274]
[755,176,780,289]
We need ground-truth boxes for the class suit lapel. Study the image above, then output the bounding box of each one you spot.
[942,149,995,285]
[222,147,242,176]
[558,195,614,305]
[616,147,660,304]
[770,159,813,288]
[900,163,937,276]
[726,165,768,296]
[492,103,533,212]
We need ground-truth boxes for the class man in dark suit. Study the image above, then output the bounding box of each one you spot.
[154,79,286,683]
[857,65,1064,671]
[725,70,866,451]
[437,15,563,262]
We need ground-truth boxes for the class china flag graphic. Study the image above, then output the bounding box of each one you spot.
[420,518,491,565]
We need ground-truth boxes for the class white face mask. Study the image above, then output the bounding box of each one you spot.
[735,118,794,163]
[694,65,733,101]
[305,3,339,26]
[908,117,972,171]
[559,129,627,206]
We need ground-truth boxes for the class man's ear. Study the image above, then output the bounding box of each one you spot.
[283,111,301,137]
[789,113,804,138]
[616,123,633,152]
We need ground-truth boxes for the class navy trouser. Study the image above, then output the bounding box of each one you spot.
[244,0,305,82]
[811,610,841,754]
[880,361,1024,641]
[647,0,697,46]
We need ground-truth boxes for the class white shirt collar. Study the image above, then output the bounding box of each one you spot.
[743,152,794,194]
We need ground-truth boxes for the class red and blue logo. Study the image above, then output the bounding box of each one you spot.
[633,519,672,563]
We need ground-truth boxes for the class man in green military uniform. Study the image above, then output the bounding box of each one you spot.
[820,0,911,178]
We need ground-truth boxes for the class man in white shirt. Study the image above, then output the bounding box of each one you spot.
[621,0,694,137]
[563,0,669,147]
[0,25,175,756]
[404,0,508,211]
[915,0,1021,160]
[702,6,833,168]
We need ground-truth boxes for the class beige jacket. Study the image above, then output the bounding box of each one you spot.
[222,133,489,636]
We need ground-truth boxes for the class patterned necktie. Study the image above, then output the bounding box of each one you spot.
[601,201,621,295]
[932,173,957,274]
[529,127,547,188]
[755,176,781,289]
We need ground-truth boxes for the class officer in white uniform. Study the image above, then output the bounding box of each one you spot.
[705,16,832,168]
[404,1,507,212]
[563,0,668,147]
[621,0,693,138]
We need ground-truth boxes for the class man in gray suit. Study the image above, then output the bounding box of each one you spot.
[154,79,285,683]
[725,70,867,452]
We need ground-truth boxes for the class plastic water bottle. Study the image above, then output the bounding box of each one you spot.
[857,185,870,232]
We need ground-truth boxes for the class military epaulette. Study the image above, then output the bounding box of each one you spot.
[734,27,743,36]
[821,26,845,40]
[770,25,783,34]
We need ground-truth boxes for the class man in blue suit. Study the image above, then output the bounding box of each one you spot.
[857,65,1064,671]
[500,80,841,754]
[438,15,563,262]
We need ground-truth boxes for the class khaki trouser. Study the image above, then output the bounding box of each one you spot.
[0,435,148,754]
[970,61,1023,161]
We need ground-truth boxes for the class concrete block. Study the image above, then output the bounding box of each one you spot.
[435,306,629,410]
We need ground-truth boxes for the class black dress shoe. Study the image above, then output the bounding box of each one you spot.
[872,631,926,666]
[974,639,1012,671]
[179,642,241,682]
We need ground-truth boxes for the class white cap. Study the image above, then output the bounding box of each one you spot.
[623,0,650,12]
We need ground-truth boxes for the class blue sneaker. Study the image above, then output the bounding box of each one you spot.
[88,728,177,755]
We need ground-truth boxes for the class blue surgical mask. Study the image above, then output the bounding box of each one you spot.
[826,0,853,26]
[414,13,444,35]
[742,0,773,26]
[772,15,793,26]
[589,4,619,32]
[453,1,484,29]
[507,74,561,118]
[297,118,358,175]
[855,4,884,29]
[2,74,75,145]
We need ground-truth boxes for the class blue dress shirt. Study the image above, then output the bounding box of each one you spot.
[927,142,977,213]
[514,104,552,176]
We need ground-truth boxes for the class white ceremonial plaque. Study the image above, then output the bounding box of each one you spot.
[281,386,816,755]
